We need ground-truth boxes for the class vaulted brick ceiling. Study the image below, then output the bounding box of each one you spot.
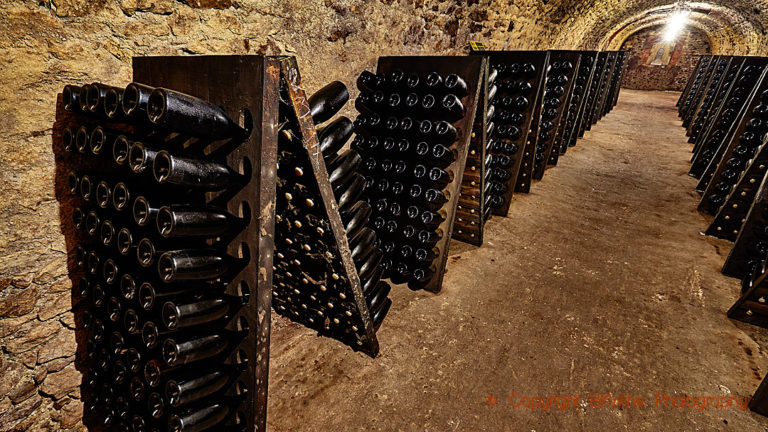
[548,1,768,54]
[481,1,767,54]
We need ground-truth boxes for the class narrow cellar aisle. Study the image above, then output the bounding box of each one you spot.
[267,90,768,431]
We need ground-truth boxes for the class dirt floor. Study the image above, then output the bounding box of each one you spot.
[266,89,768,431]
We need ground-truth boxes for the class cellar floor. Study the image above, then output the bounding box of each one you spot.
[267,89,768,431]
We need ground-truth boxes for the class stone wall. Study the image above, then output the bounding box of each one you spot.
[0,0,762,430]
[620,26,712,91]
[0,1,570,430]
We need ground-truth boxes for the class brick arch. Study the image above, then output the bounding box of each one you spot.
[619,24,713,90]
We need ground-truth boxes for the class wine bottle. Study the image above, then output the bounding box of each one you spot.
[444,74,468,97]
[425,72,443,91]
[158,250,233,282]
[130,376,146,403]
[167,403,231,432]
[120,274,139,301]
[388,93,403,110]
[85,210,100,237]
[411,266,435,288]
[117,227,140,256]
[327,149,361,188]
[389,261,411,285]
[72,207,85,231]
[366,280,391,311]
[357,71,383,92]
[514,96,529,111]
[83,82,123,114]
[148,392,166,419]
[424,188,449,211]
[487,104,496,121]
[399,116,416,134]
[112,136,132,166]
[432,121,458,142]
[153,150,242,191]
[126,347,142,374]
[88,126,114,157]
[420,209,445,229]
[417,228,442,248]
[94,180,114,210]
[487,194,504,209]
[138,281,205,311]
[309,81,349,124]
[79,174,94,202]
[103,258,120,285]
[442,94,465,120]
[147,88,247,139]
[412,246,439,264]
[113,359,128,384]
[157,206,242,238]
[372,297,392,331]
[427,167,453,189]
[62,128,76,153]
[104,87,123,119]
[487,69,498,87]
[162,297,234,330]
[141,320,166,349]
[62,85,82,112]
[362,266,384,295]
[317,116,354,159]
[162,333,231,367]
[335,173,365,211]
[166,370,230,408]
[357,247,383,281]
[128,142,160,175]
[405,93,420,110]
[90,283,106,309]
[123,308,142,335]
[122,82,155,118]
[349,228,376,262]
[354,91,385,114]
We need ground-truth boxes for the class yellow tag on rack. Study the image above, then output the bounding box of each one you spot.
[469,41,486,51]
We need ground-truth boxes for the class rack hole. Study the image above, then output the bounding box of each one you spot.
[237,242,250,260]
[238,201,251,222]
[235,380,249,396]
[238,280,250,302]
[238,156,252,177]
[238,108,254,137]
[236,316,249,332]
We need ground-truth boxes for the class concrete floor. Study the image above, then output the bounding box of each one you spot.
[266,90,768,431]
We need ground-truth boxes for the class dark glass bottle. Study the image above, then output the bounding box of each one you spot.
[308,81,349,124]
[327,150,362,188]
[167,403,230,432]
[441,94,465,120]
[166,370,230,408]
[317,116,354,159]
[153,151,242,191]
[444,73,468,97]
[162,297,233,330]
[357,70,383,92]
[156,206,241,238]
[157,250,233,282]
[122,82,155,118]
[162,333,231,367]
[147,87,247,139]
